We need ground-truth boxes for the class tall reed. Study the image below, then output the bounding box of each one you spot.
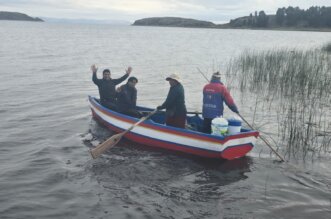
[227,48,331,159]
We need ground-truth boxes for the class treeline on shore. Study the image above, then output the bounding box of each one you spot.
[230,6,331,28]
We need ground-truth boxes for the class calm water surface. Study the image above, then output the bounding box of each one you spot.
[0,21,330,219]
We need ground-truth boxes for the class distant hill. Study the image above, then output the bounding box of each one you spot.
[0,11,43,22]
[133,17,216,28]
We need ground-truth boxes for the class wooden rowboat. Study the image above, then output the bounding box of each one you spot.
[88,96,259,160]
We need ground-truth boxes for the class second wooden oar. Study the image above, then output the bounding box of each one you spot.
[236,113,285,162]
[90,109,157,159]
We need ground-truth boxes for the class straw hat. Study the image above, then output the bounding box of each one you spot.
[166,73,181,83]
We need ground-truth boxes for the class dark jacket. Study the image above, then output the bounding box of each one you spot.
[159,83,187,117]
[117,84,137,111]
[92,72,129,103]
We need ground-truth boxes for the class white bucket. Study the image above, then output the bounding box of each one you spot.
[211,117,228,136]
[227,116,242,134]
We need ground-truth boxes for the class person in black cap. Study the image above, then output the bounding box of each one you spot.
[157,73,187,128]
[91,64,131,110]
[202,71,239,133]
[116,76,142,118]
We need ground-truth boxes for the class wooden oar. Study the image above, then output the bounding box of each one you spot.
[90,109,158,159]
[197,68,285,162]
[236,113,285,162]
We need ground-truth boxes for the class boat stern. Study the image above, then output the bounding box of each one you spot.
[220,131,259,160]
[220,144,254,160]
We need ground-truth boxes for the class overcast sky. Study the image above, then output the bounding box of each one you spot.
[0,0,330,23]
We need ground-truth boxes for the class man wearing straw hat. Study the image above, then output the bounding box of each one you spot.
[202,72,239,133]
[157,73,187,128]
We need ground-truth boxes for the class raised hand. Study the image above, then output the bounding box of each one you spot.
[91,64,98,73]
[126,66,132,75]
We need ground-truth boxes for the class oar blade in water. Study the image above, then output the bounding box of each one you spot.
[90,133,123,159]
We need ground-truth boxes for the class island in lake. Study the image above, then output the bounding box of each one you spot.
[133,17,215,28]
[0,11,43,22]
[133,6,331,31]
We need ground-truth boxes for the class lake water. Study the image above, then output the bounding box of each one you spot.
[0,21,330,219]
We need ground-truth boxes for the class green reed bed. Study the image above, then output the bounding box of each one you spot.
[227,48,331,159]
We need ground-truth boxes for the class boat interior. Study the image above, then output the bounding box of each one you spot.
[92,97,252,135]
[136,106,204,132]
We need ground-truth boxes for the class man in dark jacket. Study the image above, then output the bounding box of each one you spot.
[157,74,187,128]
[91,64,131,110]
[117,76,142,118]
[202,72,239,133]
